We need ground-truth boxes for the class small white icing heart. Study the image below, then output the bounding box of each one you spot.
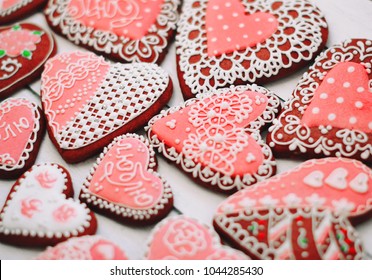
[350,173,369,194]
[325,168,348,190]
[303,170,324,188]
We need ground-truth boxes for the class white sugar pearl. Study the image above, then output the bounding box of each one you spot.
[355,101,363,109]
[357,87,365,93]
[349,117,357,124]
[336,97,344,104]
[343,82,351,88]
[328,113,336,121]
[327,78,335,84]
[348,66,355,73]
[312,107,320,114]
[320,93,328,99]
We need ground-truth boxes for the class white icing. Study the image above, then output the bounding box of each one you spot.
[349,173,369,194]
[331,198,355,214]
[303,170,324,188]
[324,168,348,190]
[0,0,32,17]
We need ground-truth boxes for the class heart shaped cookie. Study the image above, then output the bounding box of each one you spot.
[0,23,56,99]
[147,84,281,193]
[80,134,173,225]
[0,163,97,247]
[44,0,180,64]
[213,157,371,259]
[267,39,372,163]
[176,0,328,99]
[146,216,248,260]
[0,98,45,179]
[41,51,172,163]
[0,0,47,24]
[37,236,128,260]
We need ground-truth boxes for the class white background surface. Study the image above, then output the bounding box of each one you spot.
[0,0,372,260]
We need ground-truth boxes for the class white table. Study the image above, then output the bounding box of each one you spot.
[1,0,372,260]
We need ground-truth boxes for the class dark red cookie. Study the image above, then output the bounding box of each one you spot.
[0,0,47,24]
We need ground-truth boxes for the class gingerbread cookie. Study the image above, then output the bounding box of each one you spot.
[214,157,370,259]
[146,216,248,260]
[37,236,128,260]
[80,134,173,225]
[267,39,372,163]
[0,0,47,24]
[0,163,97,247]
[146,84,281,193]
[0,98,45,179]
[41,51,172,163]
[176,0,328,99]
[0,23,56,99]
[44,0,180,64]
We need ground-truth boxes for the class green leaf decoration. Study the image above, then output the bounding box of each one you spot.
[0,50,6,58]
[32,30,44,36]
[22,50,32,60]
[12,25,21,31]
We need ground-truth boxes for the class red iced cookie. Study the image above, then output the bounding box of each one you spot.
[0,0,47,24]
[41,51,172,163]
[37,236,128,260]
[146,216,248,260]
[267,39,372,163]
[0,163,97,247]
[80,134,173,225]
[44,0,180,64]
[147,84,281,193]
[214,157,371,259]
[176,0,328,99]
[0,98,45,179]
[0,23,56,99]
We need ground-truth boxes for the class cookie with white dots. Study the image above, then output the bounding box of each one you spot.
[214,157,370,259]
[0,163,97,247]
[79,134,173,225]
[44,0,180,64]
[0,0,47,24]
[176,0,328,99]
[40,51,173,163]
[146,84,281,194]
[267,39,372,163]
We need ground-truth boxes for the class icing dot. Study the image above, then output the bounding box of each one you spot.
[348,66,355,73]
[239,23,245,28]
[212,5,219,10]
[145,8,151,13]
[227,37,231,42]
[225,2,231,7]
[186,127,191,132]
[355,101,363,109]
[357,87,365,93]
[257,31,263,35]
[223,25,229,30]
[312,107,320,114]
[243,34,248,39]
[320,93,328,99]
[211,37,217,42]
[232,12,238,17]
[255,17,261,22]
[336,97,344,104]
[268,18,275,22]
[277,133,283,139]
[343,82,350,88]
[327,78,335,84]
[349,117,357,124]
[175,139,180,144]
[218,15,223,20]
[328,113,336,121]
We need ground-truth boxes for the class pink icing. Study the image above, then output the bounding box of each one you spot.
[36,171,58,189]
[0,27,42,57]
[0,100,35,167]
[302,62,372,132]
[147,217,247,260]
[1,0,21,10]
[217,158,372,217]
[89,137,164,209]
[21,198,42,218]
[152,91,268,177]
[67,0,164,40]
[53,205,77,223]
[41,52,110,134]
[206,0,278,57]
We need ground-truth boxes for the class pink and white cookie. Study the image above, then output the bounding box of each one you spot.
[37,236,128,260]
[146,216,248,260]
[44,0,180,64]
[146,84,281,193]
[41,51,173,163]
[0,23,56,99]
[0,0,47,24]
[0,163,97,247]
[176,0,328,99]
[214,157,371,259]
[0,98,45,179]
[80,134,173,225]
[267,39,372,163]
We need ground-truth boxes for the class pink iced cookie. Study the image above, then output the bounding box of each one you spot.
[0,163,97,247]
[37,236,127,260]
[0,0,47,24]
[45,0,180,64]
[41,51,172,163]
[0,98,45,179]
[268,39,372,163]
[147,84,281,193]
[80,134,173,225]
[146,216,248,260]
[214,157,371,260]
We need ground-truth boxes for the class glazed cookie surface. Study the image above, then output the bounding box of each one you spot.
[147,84,281,193]
[267,39,372,163]
[214,157,370,259]
[44,0,180,64]
[0,163,97,247]
[176,0,328,99]
[0,0,47,24]
[41,51,172,163]
[0,23,56,99]
[80,134,173,225]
